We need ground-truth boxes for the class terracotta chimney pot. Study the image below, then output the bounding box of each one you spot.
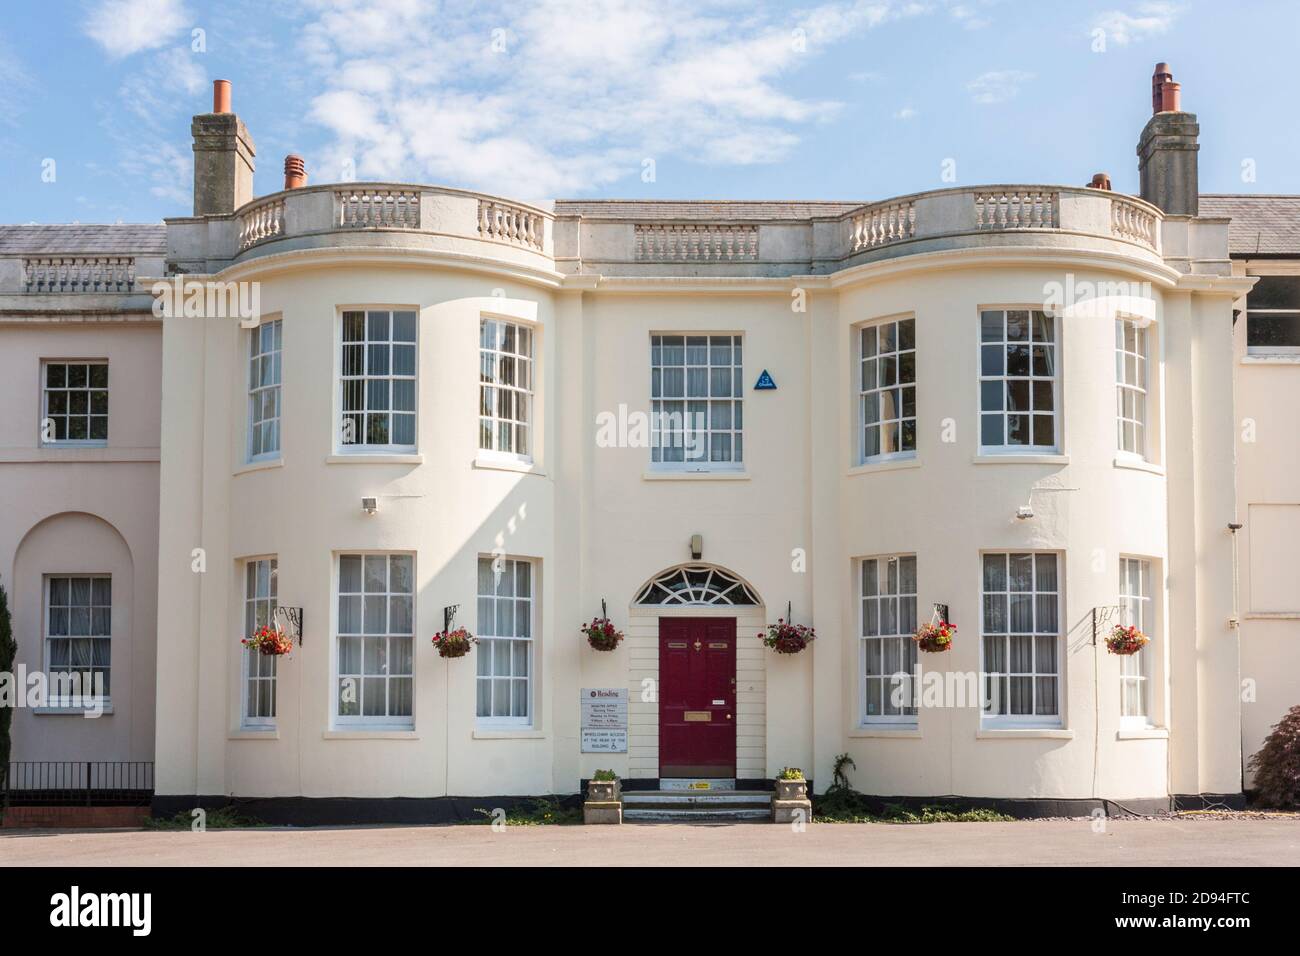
[1159,80,1181,113]
[213,79,232,114]
[284,154,307,190]
[1087,172,1112,190]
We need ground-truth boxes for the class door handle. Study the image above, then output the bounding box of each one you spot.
[726,714,732,720]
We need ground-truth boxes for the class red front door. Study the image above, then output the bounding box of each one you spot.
[659,617,736,778]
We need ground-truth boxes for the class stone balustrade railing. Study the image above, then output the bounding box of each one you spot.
[478,200,545,250]
[169,183,1160,276]
[23,256,136,293]
[335,187,422,229]
[974,189,1058,230]
[238,197,285,250]
[1110,195,1160,252]
[850,200,916,251]
[634,224,759,261]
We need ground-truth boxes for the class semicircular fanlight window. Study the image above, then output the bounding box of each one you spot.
[635,564,759,606]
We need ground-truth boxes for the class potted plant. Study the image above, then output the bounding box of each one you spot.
[433,626,478,659]
[913,619,956,653]
[1106,624,1149,656]
[759,619,816,654]
[587,769,621,802]
[774,767,807,801]
[582,617,624,651]
[242,624,293,657]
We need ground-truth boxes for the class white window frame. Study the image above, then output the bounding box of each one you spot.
[978,309,1059,454]
[1119,556,1154,727]
[333,552,415,730]
[1115,318,1148,459]
[476,555,537,729]
[478,316,534,462]
[41,360,109,447]
[858,554,919,725]
[44,574,111,706]
[1245,275,1300,357]
[980,551,1062,727]
[857,316,917,465]
[247,319,282,462]
[241,556,278,730]
[649,333,744,473]
[337,308,418,454]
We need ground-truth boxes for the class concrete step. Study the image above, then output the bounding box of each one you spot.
[622,790,772,808]
[623,807,771,822]
[621,789,773,822]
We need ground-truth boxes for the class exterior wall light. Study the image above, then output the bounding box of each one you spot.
[362,497,378,516]
[690,534,703,560]
[1016,505,1034,520]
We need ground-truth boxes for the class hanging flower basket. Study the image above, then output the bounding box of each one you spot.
[913,620,956,653]
[433,627,478,659]
[242,624,293,657]
[760,619,816,655]
[1106,624,1149,656]
[582,617,624,651]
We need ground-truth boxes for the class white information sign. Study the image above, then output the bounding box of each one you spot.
[581,687,628,753]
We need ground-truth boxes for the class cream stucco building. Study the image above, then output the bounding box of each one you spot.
[2,65,1296,822]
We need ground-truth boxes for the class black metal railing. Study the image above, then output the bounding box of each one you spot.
[1,761,154,808]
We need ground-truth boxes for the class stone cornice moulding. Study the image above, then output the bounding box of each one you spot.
[211,246,566,290]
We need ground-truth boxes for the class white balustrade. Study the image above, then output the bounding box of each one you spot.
[238,198,285,250]
[634,224,759,261]
[478,200,545,250]
[974,190,1058,229]
[335,188,421,229]
[23,257,136,293]
[850,200,916,251]
[1110,196,1159,251]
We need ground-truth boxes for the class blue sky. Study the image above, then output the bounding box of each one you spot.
[2,0,1298,224]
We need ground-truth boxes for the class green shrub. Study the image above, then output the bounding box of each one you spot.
[474,798,582,826]
[0,580,15,774]
[1248,704,1300,808]
[776,767,804,780]
[591,769,618,782]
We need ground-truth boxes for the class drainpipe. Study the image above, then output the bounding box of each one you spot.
[1227,523,1242,629]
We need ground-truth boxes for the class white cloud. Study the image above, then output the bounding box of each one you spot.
[894,106,917,120]
[119,48,208,125]
[296,0,932,198]
[84,0,192,59]
[967,69,1034,105]
[1092,2,1180,46]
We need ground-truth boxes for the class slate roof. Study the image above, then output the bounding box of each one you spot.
[0,224,166,256]
[1199,195,1300,256]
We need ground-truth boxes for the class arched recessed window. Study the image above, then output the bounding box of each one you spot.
[635,564,759,606]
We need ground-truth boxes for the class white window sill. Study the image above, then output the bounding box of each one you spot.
[1117,726,1168,740]
[472,728,546,739]
[643,470,750,481]
[234,457,283,477]
[326,453,423,465]
[976,727,1073,739]
[972,453,1069,466]
[1242,353,1300,364]
[1244,611,1300,620]
[850,726,921,738]
[230,728,279,740]
[322,729,419,740]
[33,704,113,716]
[848,457,921,477]
[1113,455,1164,476]
[473,454,544,476]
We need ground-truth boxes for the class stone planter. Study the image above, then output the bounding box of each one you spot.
[583,778,622,824]
[772,777,812,824]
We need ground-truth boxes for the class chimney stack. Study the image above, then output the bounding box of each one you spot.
[191,79,256,216]
[284,154,307,190]
[1136,62,1199,216]
[1086,172,1112,191]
